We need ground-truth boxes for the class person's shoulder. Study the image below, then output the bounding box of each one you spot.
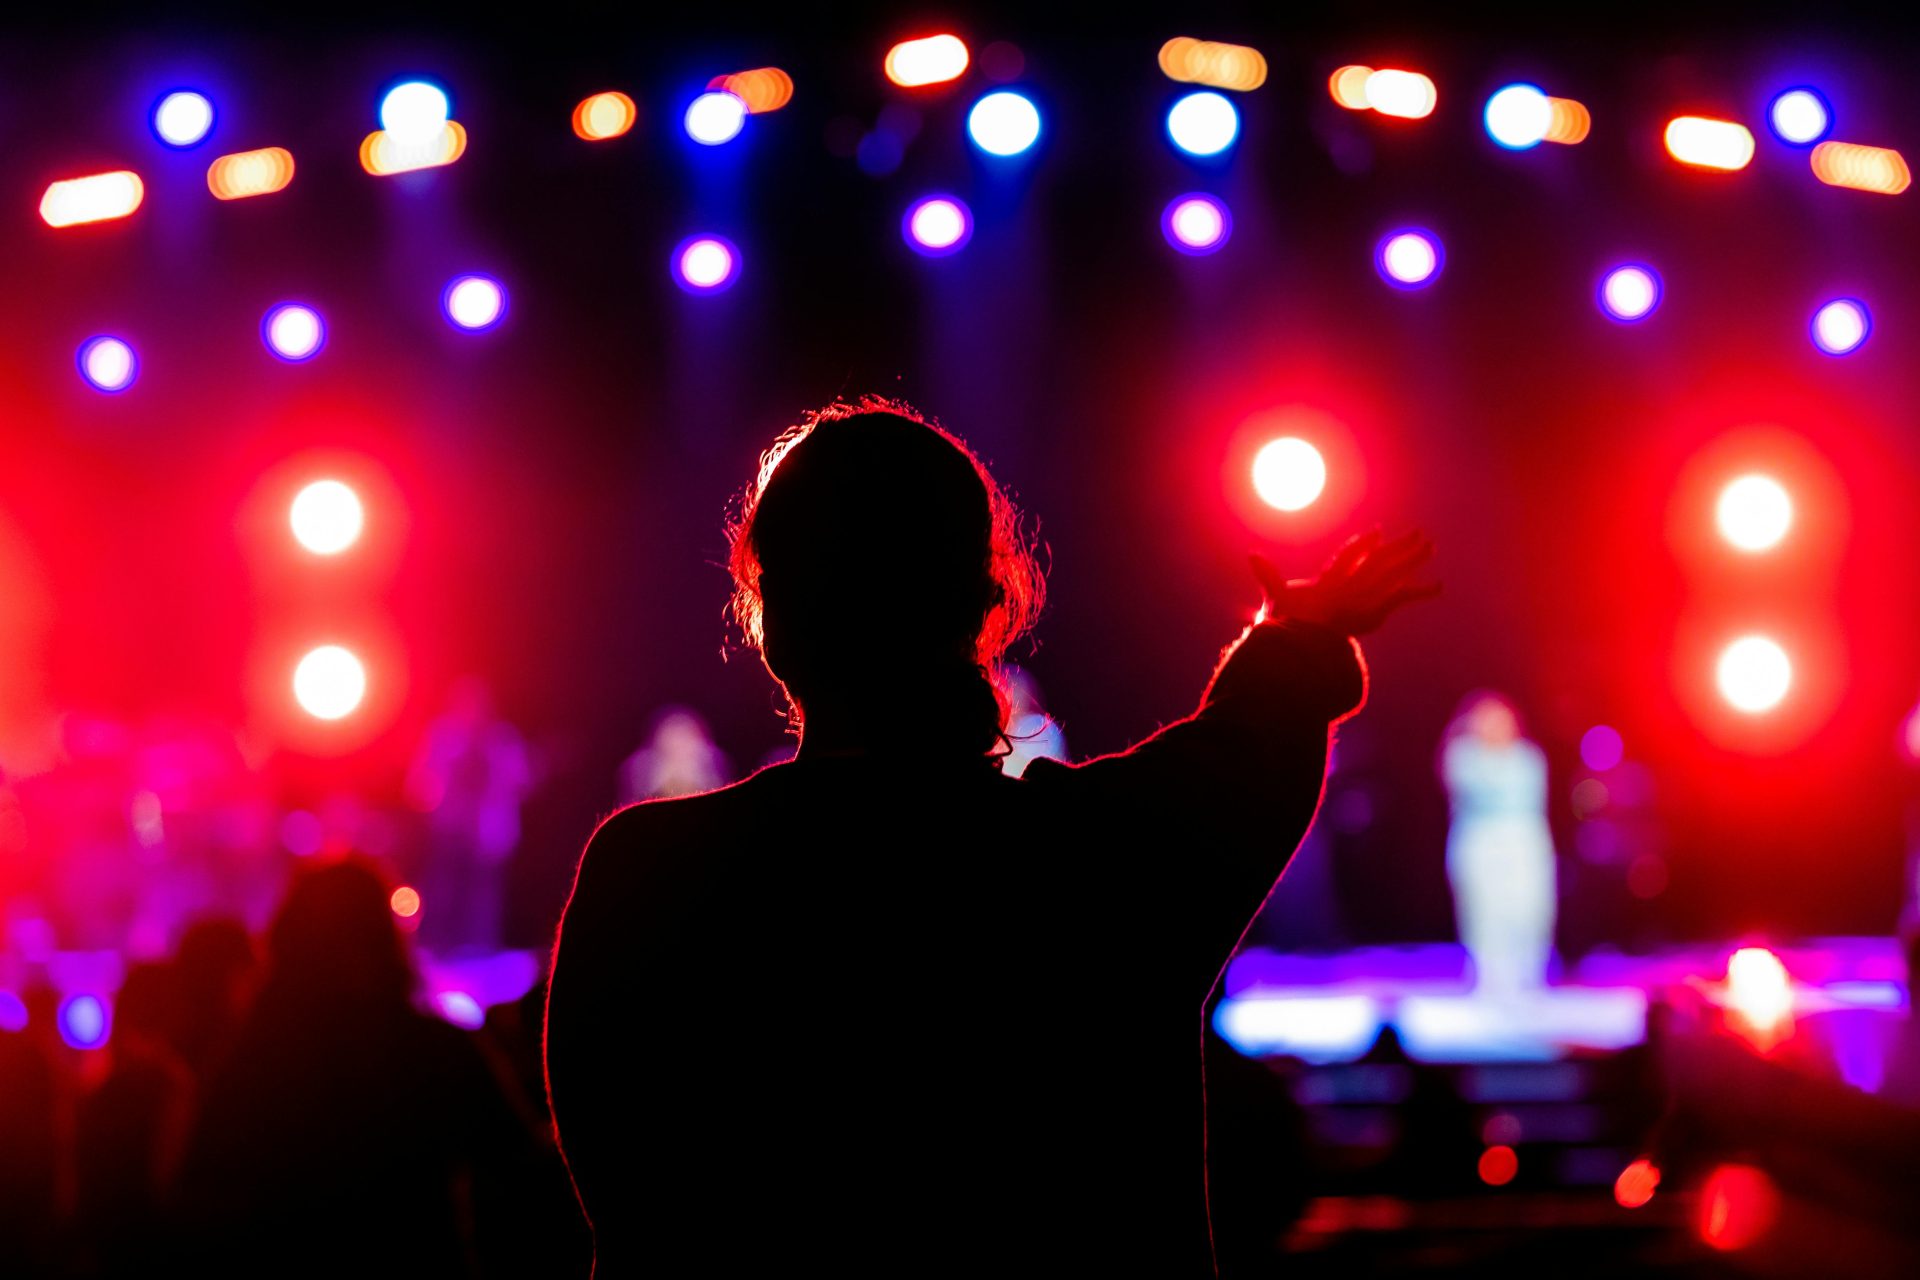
[577,768,779,875]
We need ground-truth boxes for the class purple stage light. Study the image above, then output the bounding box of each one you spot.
[1580,725,1625,772]
[1598,264,1662,322]
[59,993,108,1049]
[1160,193,1232,255]
[442,275,507,331]
[263,302,327,361]
[1810,298,1870,355]
[673,235,741,294]
[902,195,973,257]
[76,336,138,392]
[1375,228,1443,289]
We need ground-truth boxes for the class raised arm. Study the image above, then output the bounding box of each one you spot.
[1024,530,1437,977]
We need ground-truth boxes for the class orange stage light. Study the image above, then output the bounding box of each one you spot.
[360,122,467,176]
[1157,37,1267,92]
[1329,65,1374,110]
[573,91,638,141]
[709,68,794,114]
[1544,97,1591,144]
[208,147,296,200]
[1364,69,1437,119]
[1810,140,1911,194]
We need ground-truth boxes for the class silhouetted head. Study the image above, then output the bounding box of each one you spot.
[1448,690,1523,747]
[169,917,258,1071]
[729,399,1044,756]
[265,858,413,1011]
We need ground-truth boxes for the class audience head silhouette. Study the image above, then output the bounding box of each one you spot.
[729,399,1043,756]
[265,857,413,1010]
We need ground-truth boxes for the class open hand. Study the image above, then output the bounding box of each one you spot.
[1251,529,1439,636]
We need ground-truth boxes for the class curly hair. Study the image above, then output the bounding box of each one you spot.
[727,397,1045,753]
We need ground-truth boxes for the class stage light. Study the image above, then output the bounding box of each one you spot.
[1166,91,1239,156]
[262,303,326,362]
[360,121,467,175]
[434,991,485,1029]
[58,994,107,1050]
[968,90,1041,156]
[1615,1158,1661,1209]
[153,90,215,147]
[1664,117,1755,171]
[1484,84,1551,150]
[902,195,973,256]
[885,34,970,88]
[1478,1145,1519,1187]
[0,992,26,1034]
[573,91,638,141]
[380,80,450,144]
[1809,141,1910,194]
[711,68,794,114]
[1161,193,1232,255]
[289,479,364,555]
[673,235,741,293]
[76,336,137,393]
[1768,88,1831,146]
[1598,264,1662,322]
[39,170,145,227]
[1375,229,1443,288]
[294,645,367,720]
[1364,69,1437,120]
[1699,1164,1778,1252]
[1810,298,1871,354]
[207,147,295,200]
[1157,37,1267,92]
[1252,437,1327,511]
[1725,947,1793,1035]
[1329,65,1373,110]
[442,275,507,331]
[1716,474,1792,551]
[1544,97,1591,145]
[684,90,747,145]
[1717,636,1791,713]
[1580,725,1625,772]
[390,886,421,918]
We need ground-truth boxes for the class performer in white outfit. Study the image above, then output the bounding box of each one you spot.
[1440,692,1557,997]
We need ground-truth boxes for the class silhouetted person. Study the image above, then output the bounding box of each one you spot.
[178,858,557,1277]
[546,400,1435,1276]
[165,917,257,1082]
[0,1014,60,1277]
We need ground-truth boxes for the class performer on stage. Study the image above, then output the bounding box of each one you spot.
[1440,691,1558,998]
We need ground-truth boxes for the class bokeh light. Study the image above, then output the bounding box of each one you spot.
[294,645,368,720]
[290,479,364,555]
[967,90,1041,156]
[1725,946,1794,1038]
[1328,65,1374,110]
[435,991,486,1029]
[1810,298,1871,354]
[1477,1145,1519,1187]
[711,68,795,115]
[1161,193,1232,255]
[360,122,467,176]
[1157,37,1267,92]
[1664,117,1755,171]
[884,34,970,88]
[153,90,215,147]
[1614,1158,1661,1209]
[1768,88,1831,146]
[1544,97,1591,145]
[673,236,741,293]
[58,994,107,1050]
[1717,636,1792,713]
[262,303,326,362]
[1252,437,1327,511]
[902,195,973,256]
[1716,474,1792,551]
[1375,229,1443,288]
[442,275,507,331]
[1364,69,1437,119]
[1809,141,1910,195]
[207,147,295,200]
[573,91,638,141]
[685,91,748,145]
[390,886,422,918]
[1166,91,1239,156]
[1484,84,1551,150]
[0,991,26,1034]
[76,336,137,393]
[1580,725,1624,772]
[1699,1164,1779,1252]
[1599,265,1662,322]
[40,171,145,227]
[379,80,450,144]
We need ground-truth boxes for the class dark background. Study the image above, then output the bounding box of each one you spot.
[1,10,1916,950]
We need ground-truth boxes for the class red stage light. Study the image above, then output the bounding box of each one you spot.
[573,91,638,141]
[885,35,969,88]
[1477,1145,1518,1186]
[40,170,145,227]
[390,885,421,917]
[1699,1164,1779,1251]
[1664,117,1755,171]
[1614,1157,1661,1209]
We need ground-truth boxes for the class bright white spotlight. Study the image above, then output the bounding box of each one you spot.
[1251,437,1327,511]
[294,645,367,720]
[1166,91,1239,157]
[684,91,748,145]
[1717,636,1791,713]
[1716,474,1792,552]
[262,303,326,361]
[1810,299,1870,355]
[380,81,450,145]
[442,275,507,331]
[967,91,1041,156]
[1376,229,1443,288]
[673,236,741,293]
[903,196,972,256]
[77,336,137,393]
[153,90,215,147]
[1599,265,1662,322]
[1484,84,1552,150]
[290,479,364,555]
[1768,89,1831,146]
